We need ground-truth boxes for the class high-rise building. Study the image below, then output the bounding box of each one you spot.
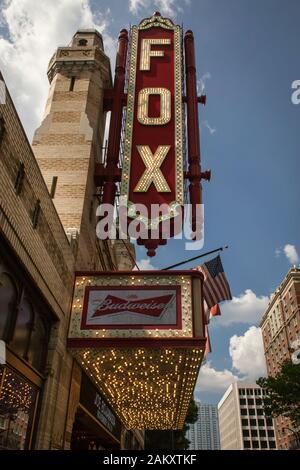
[260,267,300,450]
[218,382,277,450]
[186,402,220,450]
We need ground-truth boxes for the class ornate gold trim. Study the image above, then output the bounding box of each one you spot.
[139,14,175,30]
[121,26,138,199]
[68,274,194,340]
[121,21,184,226]
[174,26,184,205]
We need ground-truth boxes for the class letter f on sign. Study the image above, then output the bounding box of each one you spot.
[140,38,171,71]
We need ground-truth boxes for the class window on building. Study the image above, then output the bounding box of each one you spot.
[266,418,273,426]
[248,398,254,405]
[32,200,41,229]
[269,440,276,449]
[241,409,247,416]
[50,176,58,199]
[247,389,252,395]
[261,441,268,449]
[78,38,88,46]
[257,409,264,416]
[267,430,275,438]
[69,76,76,91]
[14,162,25,195]
[256,398,262,406]
[27,313,49,371]
[258,419,265,427]
[10,297,33,360]
[243,430,250,437]
[0,253,52,373]
[259,430,266,437]
[243,441,251,449]
[251,429,258,437]
[0,271,18,340]
[250,419,256,426]
[249,409,255,416]
[252,441,259,449]
[240,399,246,405]
[241,419,248,426]
[0,117,5,144]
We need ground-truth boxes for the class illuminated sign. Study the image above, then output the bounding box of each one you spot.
[67,271,206,429]
[121,14,184,238]
[82,286,180,329]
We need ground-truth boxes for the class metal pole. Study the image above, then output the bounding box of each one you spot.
[102,29,128,206]
[162,245,228,270]
[184,30,202,232]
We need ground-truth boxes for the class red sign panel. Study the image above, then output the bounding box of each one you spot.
[121,15,184,236]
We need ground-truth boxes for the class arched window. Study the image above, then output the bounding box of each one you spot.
[28,313,49,372]
[0,271,18,340]
[78,38,87,46]
[11,297,33,360]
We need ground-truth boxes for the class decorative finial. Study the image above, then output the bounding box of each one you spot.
[154,11,161,16]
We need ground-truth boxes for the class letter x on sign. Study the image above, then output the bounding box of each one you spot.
[134,145,171,193]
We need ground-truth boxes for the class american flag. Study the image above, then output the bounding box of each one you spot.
[197,255,232,309]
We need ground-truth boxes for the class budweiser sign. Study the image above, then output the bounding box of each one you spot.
[82,287,180,329]
[92,294,174,318]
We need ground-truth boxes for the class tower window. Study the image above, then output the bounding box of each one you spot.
[69,76,76,91]
[50,176,58,198]
[78,38,88,46]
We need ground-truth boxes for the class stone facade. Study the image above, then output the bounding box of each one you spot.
[0,29,142,450]
[0,68,76,449]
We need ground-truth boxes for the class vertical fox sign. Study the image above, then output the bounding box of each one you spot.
[121,13,184,255]
[98,12,210,256]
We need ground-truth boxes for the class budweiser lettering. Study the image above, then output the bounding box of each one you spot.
[92,294,174,318]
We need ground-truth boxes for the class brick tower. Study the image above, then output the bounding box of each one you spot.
[32,30,114,270]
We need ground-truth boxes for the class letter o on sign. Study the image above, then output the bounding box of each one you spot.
[137,87,171,125]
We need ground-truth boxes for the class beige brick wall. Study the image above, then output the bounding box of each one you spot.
[0,71,76,449]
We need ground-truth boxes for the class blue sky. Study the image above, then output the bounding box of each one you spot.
[0,0,299,405]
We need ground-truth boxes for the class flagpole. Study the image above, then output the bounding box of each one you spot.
[162,245,228,270]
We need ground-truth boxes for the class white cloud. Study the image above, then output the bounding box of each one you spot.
[202,120,216,135]
[229,326,267,380]
[197,72,211,94]
[213,289,269,327]
[129,0,190,17]
[0,0,114,140]
[134,258,156,270]
[196,327,267,397]
[196,361,238,393]
[283,244,299,265]
[275,248,281,258]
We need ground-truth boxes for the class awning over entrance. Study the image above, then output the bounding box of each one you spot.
[67,271,206,429]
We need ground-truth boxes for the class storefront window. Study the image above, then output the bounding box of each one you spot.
[28,314,48,371]
[0,366,38,449]
[0,272,18,340]
[10,298,33,361]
